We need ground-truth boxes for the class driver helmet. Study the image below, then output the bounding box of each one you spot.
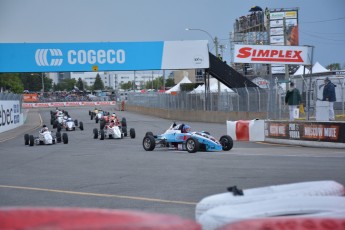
[182,125,191,133]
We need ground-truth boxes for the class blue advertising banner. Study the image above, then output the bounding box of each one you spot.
[0,40,209,72]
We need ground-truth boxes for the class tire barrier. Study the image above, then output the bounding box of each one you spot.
[196,180,345,221]
[0,207,201,230]
[198,197,345,230]
[226,119,264,141]
[218,217,345,230]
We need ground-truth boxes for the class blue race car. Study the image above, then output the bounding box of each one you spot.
[142,123,233,153]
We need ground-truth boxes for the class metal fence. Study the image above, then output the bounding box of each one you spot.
[127,84,345,120]
[0,92,22,101]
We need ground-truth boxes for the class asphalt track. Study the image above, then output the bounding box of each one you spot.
[0,106,344,219]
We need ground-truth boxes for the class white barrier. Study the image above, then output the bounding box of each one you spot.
[0,100,24,133]
[226,119,265,141]
[23,101,116,108]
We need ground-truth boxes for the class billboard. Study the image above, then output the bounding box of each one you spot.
[269,10,299,46]
[234,44,312,65]
[0,40,209,72]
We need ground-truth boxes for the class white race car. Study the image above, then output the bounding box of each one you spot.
[93,123,135,140]
[24,130,68,146]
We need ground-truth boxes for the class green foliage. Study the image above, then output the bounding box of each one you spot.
[165,78,175,87]
[121,81,132,90]
[92,74,104,90]
[54,78,77,91]
[0,73,24,93]
[19,73,52,92]
[180,83,197,92]
[326,63,341,71]
[76,77,84,91]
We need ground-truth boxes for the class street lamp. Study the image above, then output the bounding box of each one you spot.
[31,73,44,93]
[185,28,221,106]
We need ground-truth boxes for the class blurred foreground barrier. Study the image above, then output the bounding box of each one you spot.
[196,180,345,222]
[0,207,201,230]
[218,217,345,230]
[226,119,264,141]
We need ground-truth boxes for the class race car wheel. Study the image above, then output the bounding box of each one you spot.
[122,126,128,137]
[90,114,93,120]
[95,117,99,123]
[93,128,98,139]
[100,129,105,140]
[145,131,154,137]
[121,117,127,127]
[29,135,35,146]
[53,120,58,129]
[24,134,29,145]
[79,122,84,131]
[220,135,233,151]
[50,118,54,125]
[130,128,135,139]
[100,120,106,130]
[57,123,62,132]
[56,132,62,143]
[88,110,91,115]
[143,135,155,151]
[74,119,78,126]
[186,137,199,153]
[62,133,68,144]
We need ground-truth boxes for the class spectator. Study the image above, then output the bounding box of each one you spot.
[322,77,336,121]
[285,82,301,121]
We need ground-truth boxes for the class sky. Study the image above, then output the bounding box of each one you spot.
[1,0,345,68]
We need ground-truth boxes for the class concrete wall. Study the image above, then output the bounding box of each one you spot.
[125,105,267,123]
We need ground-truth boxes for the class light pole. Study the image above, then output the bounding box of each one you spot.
[31,73,44,93]
[185,28,221,99]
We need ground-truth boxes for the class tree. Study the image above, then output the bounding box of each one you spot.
[54,78,76,91]
[76,77,84,91]
[92,74,104,90]
[19,73,52,92]
[165,78,175,88]
[0,73,24,93]
[326,63,341,71]
[121,81,132,90]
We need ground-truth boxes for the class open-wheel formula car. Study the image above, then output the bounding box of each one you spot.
[142,123,233,153]
[58,117,84,132]
[93,116,135,140]
[24,130,68,146]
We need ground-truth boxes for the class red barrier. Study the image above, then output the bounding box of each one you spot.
[0,207,201,230]
[235,120,250,141]
[219,218,345,230]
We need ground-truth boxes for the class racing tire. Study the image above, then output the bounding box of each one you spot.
[88,110,91,115]
[53,120,58,129]
[122,126,128,137]
[100,120,106,130]
[79,122,84,131]
[90,114,93,120]
[50,118,54,125]
[100,129,105,140]
[62,133,68,144]
[93,128,98,139]
[130,128,135,139]
[24,134,29,145]
[57,123,62,132]
[143,135,156,151]
[56,132,62,143]
[145,131,154,137]
[186,137,199,153]
[95,117,99,123]
[121,117,127,127]
[29,135,34,146]
[74,119,78,126]
[220,135,233,151]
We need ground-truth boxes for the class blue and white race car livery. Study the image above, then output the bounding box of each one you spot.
[142,123,233,153]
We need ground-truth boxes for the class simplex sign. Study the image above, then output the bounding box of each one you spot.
[234,44,312,65]
[0,40,209,72]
